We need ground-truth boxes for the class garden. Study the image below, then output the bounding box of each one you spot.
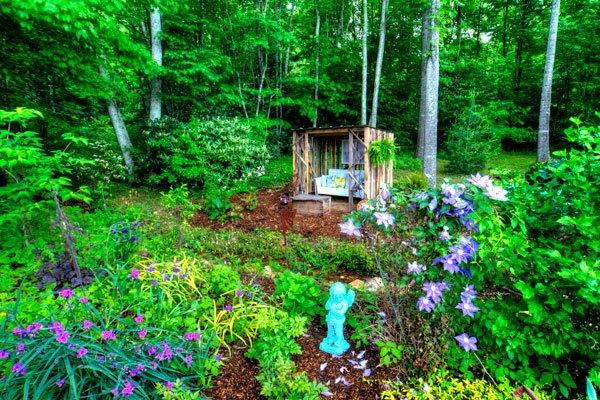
[1,0,599,398]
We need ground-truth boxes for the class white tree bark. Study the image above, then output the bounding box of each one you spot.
[369,0,389,128]
[100,66,135,176]
[313,0,320,127]
[537,0,560,162]
[416,10,429,158]
[423,0,440,187]
[149,7,163,121]
[361,0,368,125]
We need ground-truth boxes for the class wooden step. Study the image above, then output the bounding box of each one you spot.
[292,194,332,216]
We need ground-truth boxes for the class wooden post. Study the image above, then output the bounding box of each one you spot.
[292,131,298,194]
[304,132,310,193]
[348,129,355,211]
[364,126,371,198]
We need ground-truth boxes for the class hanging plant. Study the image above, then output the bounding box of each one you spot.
[368,138,396,166]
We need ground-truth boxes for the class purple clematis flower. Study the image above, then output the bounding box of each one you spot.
[439,226,451,242]
[455,333,478,351]
[339,219,362,237]
[486,185,508,201]
[423,282,444,303]
[407,261,426,275]
[468,173,493,190]
[373,211,395,228]
[461,284,477,302]
[456,300,480,318]
[417,296,436,313]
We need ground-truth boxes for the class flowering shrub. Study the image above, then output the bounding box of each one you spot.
[0,294,217,399]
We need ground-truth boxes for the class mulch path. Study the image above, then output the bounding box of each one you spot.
[205,323,396,400]
[190,188,346,239]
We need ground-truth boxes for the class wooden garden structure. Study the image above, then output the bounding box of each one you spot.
[292,126,394,209]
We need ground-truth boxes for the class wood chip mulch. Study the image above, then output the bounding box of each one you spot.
[294,324,397,399]
[190,188,346,239]
[204,346,263,400]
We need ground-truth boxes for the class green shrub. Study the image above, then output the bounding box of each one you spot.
[144,117,269,190]
[205,264,241,298]
[445,106,495,174]
[473,117,600,396]
[274,270,324,318]
[394,171,428,192]
[395,152,422,172]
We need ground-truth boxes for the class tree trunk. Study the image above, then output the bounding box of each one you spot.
[369,0,389,128]
[149,7,163,121]
[537,0,560,162]
[423,0,440,187]
[100,66,135,176]
[416,10,430,158]
[502,0,508,57]
[361,0,368,125]
[313,0,320,127]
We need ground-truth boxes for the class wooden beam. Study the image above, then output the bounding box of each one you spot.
[348,129,354,211]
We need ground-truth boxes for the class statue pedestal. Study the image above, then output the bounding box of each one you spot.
[319,338,350,356]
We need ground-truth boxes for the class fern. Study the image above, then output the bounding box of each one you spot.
[368,138,396,166]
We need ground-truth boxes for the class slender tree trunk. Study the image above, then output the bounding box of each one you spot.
[416,10,430,158]
[149,7,163,121]
[537,0,560,162]
[313,0,320,127]
[423,0,440,187]
[502,0,508,57]
[100,66,135,176]
[361,0,368,125]
[369,0,389,128]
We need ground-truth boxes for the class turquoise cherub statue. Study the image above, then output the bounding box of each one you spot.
[319,282,355,356]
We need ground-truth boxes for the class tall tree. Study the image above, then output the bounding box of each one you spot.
[369,0,389,128]
[100,66,135,176]
[416,9,430,158]
[537,0,560,162]
[313,0,320,127]
[361,0,369,125]
[422,0,440,186]
[149,6,163,121]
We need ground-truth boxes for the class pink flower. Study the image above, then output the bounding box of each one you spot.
[101,330,116,341]
[235,290,243,297]
[339,219,362,237]
[82,320,94,330]
[138,329,147,339]
[183,332,200,341]
[485,185,508,201]
[56,378,65,388]
[58,288,73,299]
[12,327,24,337]
[122,380,135,397]
[49,321,64,334]
[77,347,88,358]
[163,381,174,391]
[79,297,88,304]
[185,354,193,367]
[16,343,25,353]
[130,269,140,280]
[12,361,26,376]
[56,331,70,344]
[134,314,143,324]
[0,349,9,359]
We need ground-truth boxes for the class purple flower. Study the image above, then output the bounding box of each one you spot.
[456,300,480,318]
[486,185,508,201]
[16,343,25,353]
[164,381,174,391]
[79,297,88,304]
[122,380,134,397]
[155,342,173,361]
[12,361,26,376]
[468,173,493,190]
[146,266,155,272]
[134,314,144,325]
[77,347,88,358]
[428,197,438,211]
[58,288,73,299]
[461,284,477,302]
[184,332,200,341]
[339,219,362,237]
[246,292,254,298]
[101,330,116,341]
[185,354,193,367]
[56,331,70,344]
[82,320,94,330]
[235,290,243,297]
[151,279,158,286]
[224,304,233,312]
[49,321,64,334]
[25,322,43,335]
[111,387,119,396]
[130,269,140,280]
[12,327,24,337]
[0,349,9,359]
[422,282,443,303]
[56,378,65,388]
[455,333,478,351]
[407,261,426,275]
[373,211,395,228]
[148,346,157,356]
[439,226,451,242]
[215,354,222,362]
[138,329,147,339]
[417,296,436,313]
